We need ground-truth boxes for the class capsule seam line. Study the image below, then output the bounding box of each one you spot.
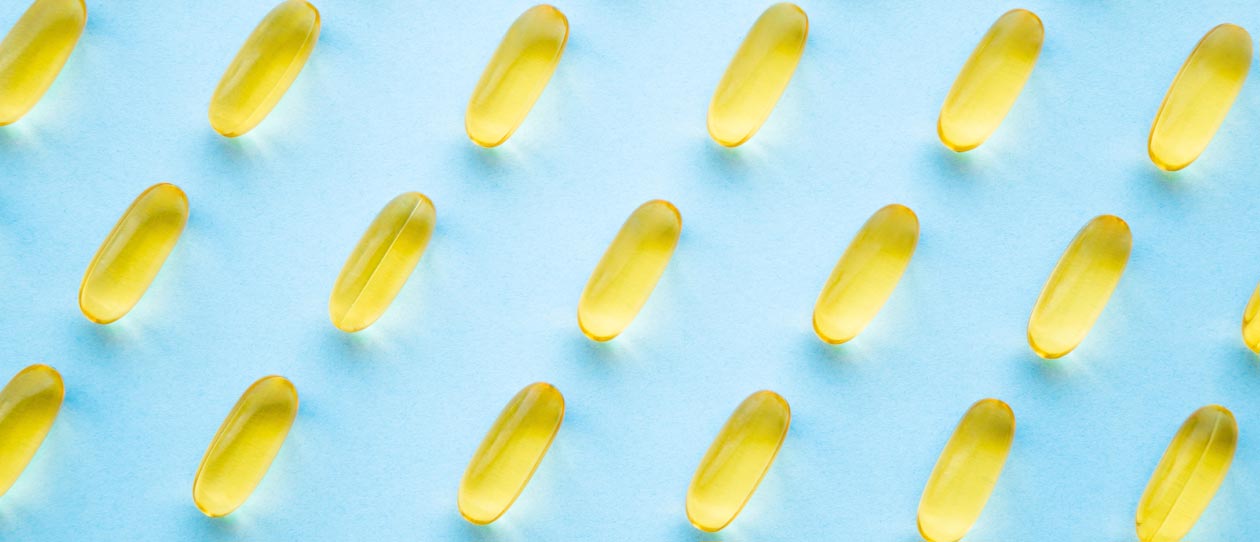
[1148,413,1224,541]
[338,199,425,322]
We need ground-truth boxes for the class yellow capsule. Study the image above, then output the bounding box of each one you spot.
[686,390,790,532]
[209,0,320,137]
[1136,405,1237,542]
[1027,215,1131,359]
[329,193,436,333]
[458,382,564,525]
[1242,281,1260,352]
[577,200,682,341]
[937,9,1043,152]
[0,0,86,125]
[193,375,298,518]
[465,5,568,147]
[0,364,64,498]
[813,204,919,344]
[917,398,1015,542]
[707,3,808,147]
[1148,24,1252,171]
[79,183,189,325]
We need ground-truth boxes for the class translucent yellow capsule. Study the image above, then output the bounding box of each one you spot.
[707,3,808,147]
[937,9,1043,152]
[465,5,568,147]
[79,183,189,325]
[1027,215,1131,359]
[577,200,681,341]
[1148,24,1252,171]
[813,204,919,344]
[1241,281,1260,352]
[0,364,63,498]
[686,390,790,532]
[458,382,564,525]
[193,375,298,518]
[329,193,436,333]
[917,398,1015,542]
[1136,405,1237,542]
[0,0,86,125]
[209,0,320,137]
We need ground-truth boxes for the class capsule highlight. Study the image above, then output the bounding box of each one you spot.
[465,4,568,147]
[209,0,320,137]
[1136,405,1237,542]
[813,204,918,344]
[1027,215,1131,359]
[193,375,298,518]
[917,398,1015,542]
[0,0,86,125]
[686,390,790,532]
[458,382,565,525]
[1242,281,1260,352]
[707,3,808,147]
[1148,24,1252,171]
[0,364,64,498]
[938,9,1043,152]
[330,192,436,332]
[79,183,189,324]
[578,200,681,341]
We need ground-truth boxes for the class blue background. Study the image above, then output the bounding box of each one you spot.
[2,0,1260,540]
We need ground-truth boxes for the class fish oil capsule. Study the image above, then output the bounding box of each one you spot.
[917,398,1015,542]
[329,193,436,332]
[686,390,790,532]
[193,375,298,518]
[208,0,320,137]
[458,382,564,524]
[465,5,568,147]
[938,9,1043,152]
[1136,405,1237,542]
[1148,24,1252,171]
[578,200,681,341]
[0,365,63,498]
[0,0,86,125]
[707,3,808,147]
[79,183,189,324]
[1241,281,1260,352]
[1027,215,1131,359]
[813,204,919,344]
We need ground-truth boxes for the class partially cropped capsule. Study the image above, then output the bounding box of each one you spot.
[0,365,64,498]
[465,5,568,147]
[209,0,320,137]
[1148,24,1252,171]
[329,193,436,332]
[1136,405,1237,542]
[813,204,919,344]
[707,3,808,147]
[917,398,1015,542]
[458,382,565,525]
[938,9,1043,152]
[686,390,790,532]
[1027,215,1131,359]
[0,0,86,125]
[193,375,298,518]
[79,183,189,324]
[578,200,681,341]
[1242,281,1260,352]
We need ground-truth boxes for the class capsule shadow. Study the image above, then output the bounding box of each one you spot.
[445,513,516,542]
[699,138,761,185]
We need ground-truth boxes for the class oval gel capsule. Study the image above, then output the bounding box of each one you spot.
[707,3,808,147]
[209,0,320,137]
[79,183,189,324]
[0,364,63,498]
[1027,215,1131,359]
[329,193,436,332]
[458,382,565,525]
[465,5,568,147]
[813,204,919,344]
[1242,281,1260,352]
[938,9,1043,152]
[193,375,298,518]
[1148,24,1252,171]
[917,399,1015,542]
[686,390,790,532]
[0,0,86,125]
[1136,405,1237,542]
[578,200,681,341]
